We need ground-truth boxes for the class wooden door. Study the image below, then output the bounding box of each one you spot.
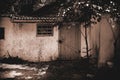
[59,23,80,60]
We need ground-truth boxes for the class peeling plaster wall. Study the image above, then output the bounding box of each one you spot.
[90,15,115,67]
[98,16,115,66]
[80,15,115,67]
[0,17,59,62]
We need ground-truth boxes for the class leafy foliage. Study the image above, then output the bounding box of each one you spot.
[56,0,120,25]
[0,0,120,24]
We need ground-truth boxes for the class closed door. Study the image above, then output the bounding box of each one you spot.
[59,23,80,60]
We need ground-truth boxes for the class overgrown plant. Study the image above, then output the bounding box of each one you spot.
[55,0,120,66]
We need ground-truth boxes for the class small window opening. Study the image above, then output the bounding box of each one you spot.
[37,24,53,36]
[0,27,5,39]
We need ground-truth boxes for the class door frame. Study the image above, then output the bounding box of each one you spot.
[58,22,81,60]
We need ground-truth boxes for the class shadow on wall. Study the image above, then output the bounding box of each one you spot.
[113,34,120,69]
[0,56,28,64]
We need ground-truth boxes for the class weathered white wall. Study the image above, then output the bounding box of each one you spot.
[90,15,115,67]
[0,17,59,62]
[98,16,115,67]
[80,15,115,67]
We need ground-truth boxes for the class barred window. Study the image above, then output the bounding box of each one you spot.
[37,25,53,36]
[0,27,4,39]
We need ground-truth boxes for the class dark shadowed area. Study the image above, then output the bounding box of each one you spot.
[0,58,120,80]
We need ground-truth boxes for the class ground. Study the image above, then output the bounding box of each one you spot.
[0,59,119,80]
[0,59,97,80]
[0,63,49,80]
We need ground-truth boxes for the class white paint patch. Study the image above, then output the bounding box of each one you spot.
[2,70,23,78]
[25,76,33,79]
[0,63,37,71]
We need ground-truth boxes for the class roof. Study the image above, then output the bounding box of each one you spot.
[0,0,64,24]
[10,15,63,24]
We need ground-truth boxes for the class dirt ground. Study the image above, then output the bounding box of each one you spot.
[0,59,119,80]
[0,60,97,80]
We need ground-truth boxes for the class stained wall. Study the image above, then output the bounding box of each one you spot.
[0,17,59,62]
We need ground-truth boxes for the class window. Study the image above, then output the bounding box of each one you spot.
[37,24,53,36]
[0,27,4,39]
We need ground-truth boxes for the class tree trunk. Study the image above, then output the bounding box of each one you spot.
[84,24,89,63]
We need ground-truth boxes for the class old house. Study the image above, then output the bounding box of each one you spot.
[0,15,61,62]
[0,14,116,65]
[0,1,117,66]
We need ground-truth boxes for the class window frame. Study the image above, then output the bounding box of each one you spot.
[36,24,54,37]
